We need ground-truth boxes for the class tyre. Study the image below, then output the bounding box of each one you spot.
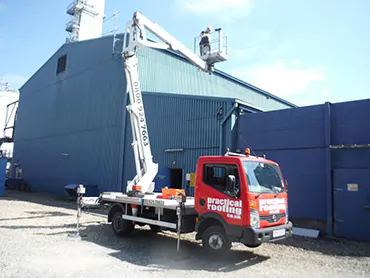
[202,226,231,256]
[244,243,261,248]
[111,211,134,237]
[149,225,161,233]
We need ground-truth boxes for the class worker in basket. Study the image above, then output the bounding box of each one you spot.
[199,25,213,56]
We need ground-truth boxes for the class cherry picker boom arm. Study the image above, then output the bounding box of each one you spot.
[123,11,226,194]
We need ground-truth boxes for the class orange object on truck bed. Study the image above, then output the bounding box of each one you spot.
[160,188,185,199]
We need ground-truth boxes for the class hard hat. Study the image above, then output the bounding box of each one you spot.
[206,25,213,32]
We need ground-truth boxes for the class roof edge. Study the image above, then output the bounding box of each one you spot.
[19,44,65,92]
[22,32,297,109]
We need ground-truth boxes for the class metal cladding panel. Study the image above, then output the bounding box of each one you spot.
[249,149,326,220]
[0,158,6,197]
[237,105,328,221]
[331,99,370,170]
[137,47,291,111]
[332,149,370,169]
[122,93,234,195]
[13,34,292,196]
[14,127,121,195]
[236,98,370,230]
[331,99,370,146]
[333,169,370,241]
[13,37,127,195]
[237,104,325,150]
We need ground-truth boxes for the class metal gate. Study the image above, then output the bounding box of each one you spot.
[334,169,370,240]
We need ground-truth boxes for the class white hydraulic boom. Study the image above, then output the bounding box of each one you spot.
[123,11,227,195]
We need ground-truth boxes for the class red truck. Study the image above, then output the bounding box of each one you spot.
[96,11,292,256]
[100,150,292,255]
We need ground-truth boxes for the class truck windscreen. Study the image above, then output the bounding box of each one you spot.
[243,161,285,194]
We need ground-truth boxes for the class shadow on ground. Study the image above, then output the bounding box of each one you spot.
[272,235,370,257]
[3,190,370,261]
[77,224,270,272]
[0,210,72,222]
[3,189,108,215]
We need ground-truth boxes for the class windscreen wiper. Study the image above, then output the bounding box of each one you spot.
[272,187,280,198]
[255,192,263,199]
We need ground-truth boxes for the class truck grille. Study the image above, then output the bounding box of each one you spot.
[260,213,286,223]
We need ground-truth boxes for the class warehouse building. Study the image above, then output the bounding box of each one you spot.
[12,34,295,195]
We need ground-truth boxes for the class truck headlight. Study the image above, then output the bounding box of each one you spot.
[250,209,260,229]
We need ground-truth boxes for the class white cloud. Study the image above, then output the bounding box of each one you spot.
[255,29,271,41]
[0,74,29,90]
[230,59,327,97]
[266,42,291,58]
[230,45,259,58]
[180,0,254,22]
[321,89,329,95]
[227,29,270,60]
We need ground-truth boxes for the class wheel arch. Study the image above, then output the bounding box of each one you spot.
[195,212,227,240]
[107,203,126,223]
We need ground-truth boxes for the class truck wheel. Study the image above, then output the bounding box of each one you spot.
[202,226,231,256]
[244,243,261,248]
[149,225,161,233]
[111,211,134,236]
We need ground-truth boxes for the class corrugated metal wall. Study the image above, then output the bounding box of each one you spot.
[122,93,237,196]
[13,34,292,196]
[237,105,328,221]
[236,99,370,240]
[14,37,127,194]
[137,47,291,111]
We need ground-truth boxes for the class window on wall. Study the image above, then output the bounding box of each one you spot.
[56,54,67,74]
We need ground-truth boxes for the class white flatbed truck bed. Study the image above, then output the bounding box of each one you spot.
[100,192,197,232]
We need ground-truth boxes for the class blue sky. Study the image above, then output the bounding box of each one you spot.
[0,0,369,106]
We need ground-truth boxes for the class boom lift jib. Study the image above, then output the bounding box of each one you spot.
[123,12,228,196]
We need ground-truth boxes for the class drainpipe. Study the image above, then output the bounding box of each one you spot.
[219,103,238,155]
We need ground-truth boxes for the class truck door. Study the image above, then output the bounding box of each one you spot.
[195,163,245,228]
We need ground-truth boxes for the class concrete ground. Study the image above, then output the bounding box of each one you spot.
[0,190,369,278]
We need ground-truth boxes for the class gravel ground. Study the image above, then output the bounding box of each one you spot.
[0,190,369,278]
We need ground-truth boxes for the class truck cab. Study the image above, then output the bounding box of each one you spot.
[194,150,293,255]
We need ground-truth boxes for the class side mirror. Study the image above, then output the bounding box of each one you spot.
[285,179,289,193]
[227,174,236,194]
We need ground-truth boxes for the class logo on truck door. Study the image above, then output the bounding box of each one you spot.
[207,198,242,219]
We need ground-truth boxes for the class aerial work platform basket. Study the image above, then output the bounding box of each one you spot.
[194,28,228,66]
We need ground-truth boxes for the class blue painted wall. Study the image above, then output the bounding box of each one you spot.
[333,169,370,241]
[121,93,237,196]
[14,37,126,195]
[13,34,293,196]
[0,158,6,197]
[237,104,328,221]
[153,168,171,193]
[237,98,370,239]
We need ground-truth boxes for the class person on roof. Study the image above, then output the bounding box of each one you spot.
[199,25,213,56]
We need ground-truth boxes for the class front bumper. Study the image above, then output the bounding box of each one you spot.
[241,221,293,246]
